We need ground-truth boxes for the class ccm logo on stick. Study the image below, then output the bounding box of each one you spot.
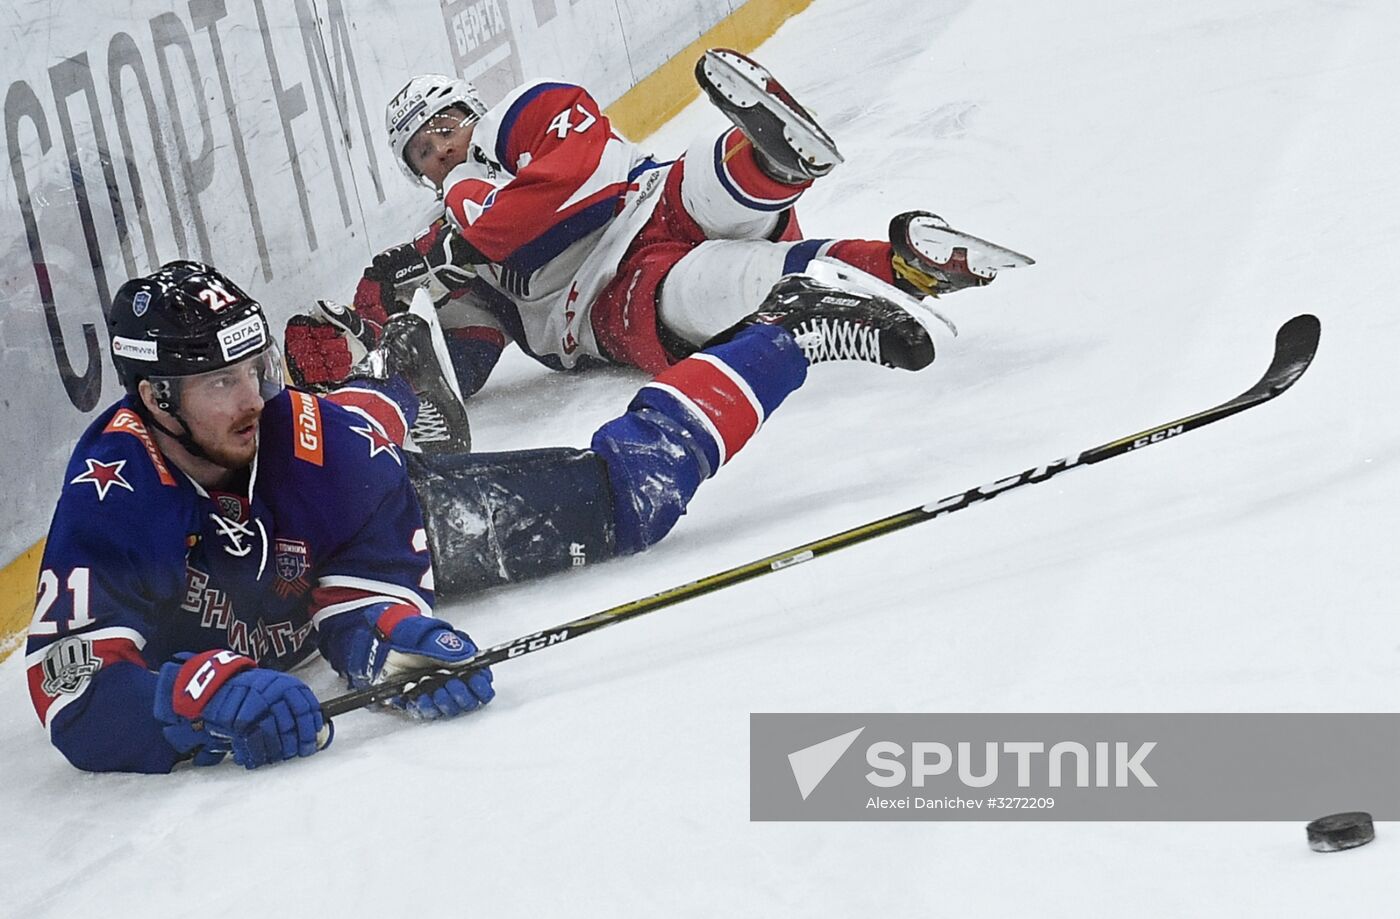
[1132,425,1184,449]
[506,630,569,657]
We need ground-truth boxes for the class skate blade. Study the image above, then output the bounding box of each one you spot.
[803,256,959,340]
[701,49,844,173]
[907,219,1036,279]
[408,288,467,405]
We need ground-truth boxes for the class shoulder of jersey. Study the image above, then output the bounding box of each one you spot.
[61,400,185,504]
[261,389,408,483]
[474,79,588,171]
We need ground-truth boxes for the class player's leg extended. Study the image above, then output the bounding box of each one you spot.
[655,222,1021,350]
[592,323,808,555]
[682,50,1022,311]
[694,49,843,191]
[667,50,842,241]
[654,53,983,349]
[656,237,891,348]
[676,125,812,242]
[407,447,617,597]
[590,51,899,370]
[413,323,808,597]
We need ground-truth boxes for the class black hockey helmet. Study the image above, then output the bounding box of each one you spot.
[109,261,282,413]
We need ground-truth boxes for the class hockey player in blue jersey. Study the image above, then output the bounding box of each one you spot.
[28,258,938,774]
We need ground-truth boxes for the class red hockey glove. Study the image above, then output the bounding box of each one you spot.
[285,300,383,392]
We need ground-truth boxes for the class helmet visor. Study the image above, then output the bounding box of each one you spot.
[149,344,285,412]
[405,110,478,178]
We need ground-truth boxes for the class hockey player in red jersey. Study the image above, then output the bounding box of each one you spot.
[285,50,1031,405]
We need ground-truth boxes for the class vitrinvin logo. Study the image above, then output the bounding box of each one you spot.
[788,727,865,800]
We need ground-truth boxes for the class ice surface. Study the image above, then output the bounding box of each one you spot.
[3,0,1397,915]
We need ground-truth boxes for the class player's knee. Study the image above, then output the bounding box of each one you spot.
[591,324,808,555]
[591,410,708,555]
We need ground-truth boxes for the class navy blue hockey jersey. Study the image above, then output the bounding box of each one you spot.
[25,389,433,772]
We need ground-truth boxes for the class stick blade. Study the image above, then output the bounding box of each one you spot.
[1256,313,1321,398]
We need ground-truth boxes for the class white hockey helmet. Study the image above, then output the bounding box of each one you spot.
[386,74,487,188]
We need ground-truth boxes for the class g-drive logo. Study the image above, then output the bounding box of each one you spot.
[788,726,1156,801]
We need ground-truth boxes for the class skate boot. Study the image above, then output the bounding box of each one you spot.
[695,48,843,184]
[351,297,471,453]
[890,211,1035,297]
[712,275,936,371]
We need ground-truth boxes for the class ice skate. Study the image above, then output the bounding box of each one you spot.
[696,48,843,184]
[352,292,471,453]
[713,274,936,371]
[890,211,1035,297]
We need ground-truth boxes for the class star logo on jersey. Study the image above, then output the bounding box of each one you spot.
[350,422,402,466]
[71,458,134,501]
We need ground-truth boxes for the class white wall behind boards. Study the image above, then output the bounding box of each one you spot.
[0,0,739,564]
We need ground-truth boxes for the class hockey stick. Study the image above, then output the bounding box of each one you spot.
[320,314,1321,720]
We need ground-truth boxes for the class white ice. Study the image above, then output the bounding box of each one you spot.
[2,0,1397,914]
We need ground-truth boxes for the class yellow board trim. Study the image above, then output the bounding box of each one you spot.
[0,539,43,663]
[604,0,816,140]
[0,0,814,664]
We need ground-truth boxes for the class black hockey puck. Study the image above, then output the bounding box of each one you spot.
[1306,811,1375,853]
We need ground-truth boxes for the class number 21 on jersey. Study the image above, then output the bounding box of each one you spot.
[31,568,93,635]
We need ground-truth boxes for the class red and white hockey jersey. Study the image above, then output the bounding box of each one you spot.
[437,80,670,369]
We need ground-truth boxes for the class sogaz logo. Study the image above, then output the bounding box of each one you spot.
[218,315,266,362]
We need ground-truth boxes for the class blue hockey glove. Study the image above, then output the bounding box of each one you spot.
[344,604,494,720]
[154,650,328,770]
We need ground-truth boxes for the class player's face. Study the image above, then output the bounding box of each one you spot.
[175,353,270,469]
[406,109,477,188]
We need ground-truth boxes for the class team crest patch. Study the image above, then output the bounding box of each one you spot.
[434,631,466,654]
[41,636,102,696]
[211,492,248,523]
[132,290,150,317]
[273,538,311,599]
